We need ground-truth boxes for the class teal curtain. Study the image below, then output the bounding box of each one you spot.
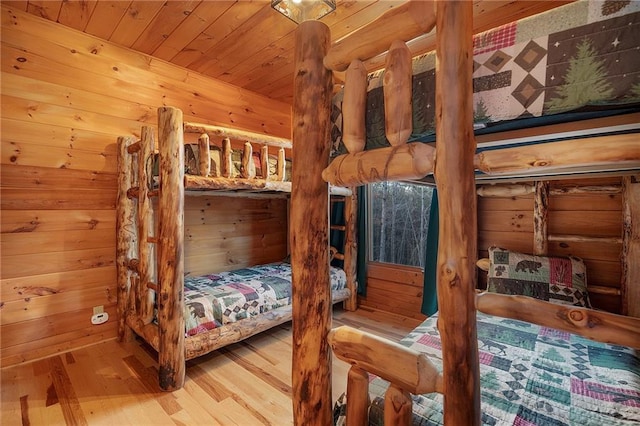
[330,199,345,270]
[421,189,439,316]
[356,186,368,295]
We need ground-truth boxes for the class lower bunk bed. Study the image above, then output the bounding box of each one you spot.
[183,261,350,359]
[334,311,640,425]
[332,248,640,425]
[116,106,357,390]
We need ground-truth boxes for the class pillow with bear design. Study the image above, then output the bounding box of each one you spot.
[487,246,591,308]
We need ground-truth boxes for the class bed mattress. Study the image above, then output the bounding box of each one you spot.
[335,312,640,425]
[184,262,347,336]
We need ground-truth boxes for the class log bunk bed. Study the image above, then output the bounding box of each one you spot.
[116,107,357,390]
[289,1,640,425]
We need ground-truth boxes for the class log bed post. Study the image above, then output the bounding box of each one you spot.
[157,106,185,391]
[343,190,358,311]
[533,181,549,255]
[291,20,333,426]
[433,1,480,424]
[139,127,156,324]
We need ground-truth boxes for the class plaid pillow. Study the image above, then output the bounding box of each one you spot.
[487,246,591,308]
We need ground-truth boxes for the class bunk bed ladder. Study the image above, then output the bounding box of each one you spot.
[116,128,160,350]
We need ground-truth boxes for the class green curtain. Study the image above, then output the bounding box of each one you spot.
[329,199,345,270]
[421,189,439,316]
[356,186,368,295]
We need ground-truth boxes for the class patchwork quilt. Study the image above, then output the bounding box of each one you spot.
[184,262,347,336]
[335,312,640,425]
[330,0,640,155]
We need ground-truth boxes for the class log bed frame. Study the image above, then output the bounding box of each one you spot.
[115,109,357,390]
[289,2,640,425]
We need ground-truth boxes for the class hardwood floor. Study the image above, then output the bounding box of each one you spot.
[1,307,422,425]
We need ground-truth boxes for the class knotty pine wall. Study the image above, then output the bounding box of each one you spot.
[0,6,291,366]
[478,176,625,314]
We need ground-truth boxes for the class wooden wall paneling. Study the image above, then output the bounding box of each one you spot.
[151,1,235,61]
[57,0,97,31]
[170,1,266,68]
[83,1,131,40]
[131,1,202,54]
[1,6,292,366]
[26,0,62,21]
[0,266,116,303]
[108,1,166,48]
[1,9,291,136]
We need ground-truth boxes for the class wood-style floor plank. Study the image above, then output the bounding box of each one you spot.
[1,307,419,425]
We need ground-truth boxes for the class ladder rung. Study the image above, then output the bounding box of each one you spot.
[330,225,346,231]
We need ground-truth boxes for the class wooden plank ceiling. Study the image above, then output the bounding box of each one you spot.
[7,0,571,105]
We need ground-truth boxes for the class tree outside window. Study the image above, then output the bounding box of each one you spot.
[369,181,435,268]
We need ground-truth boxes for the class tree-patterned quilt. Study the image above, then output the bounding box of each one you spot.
[334,312,640,425]
[183,262,347,336]
[330,0,640,155]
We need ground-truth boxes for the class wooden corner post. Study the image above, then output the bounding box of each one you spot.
[291,20,333,426]
[434,1,481,425]
[157,106,186,391]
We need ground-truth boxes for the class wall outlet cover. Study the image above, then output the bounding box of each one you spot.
[91,312,109,325]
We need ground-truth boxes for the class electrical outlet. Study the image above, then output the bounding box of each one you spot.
[91,312,109,325]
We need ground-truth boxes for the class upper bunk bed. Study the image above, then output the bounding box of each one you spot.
[324,0,640,187]
[115,107,358,391]
[286,0,640,425]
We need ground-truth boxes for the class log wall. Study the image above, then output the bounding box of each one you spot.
[0,6,291,366]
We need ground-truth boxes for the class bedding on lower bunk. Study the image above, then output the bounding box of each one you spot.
[334,312,640,425]
[184,262,347,337]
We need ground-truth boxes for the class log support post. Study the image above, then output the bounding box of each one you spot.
[533,181,549,255]
[221,137,232,178]
[116,136,137,343]
[198,133,210,177]
[345,367,369,426]
[621,175,640,317]
[343,190,358,311]
[433,2,480,425]
[277,147,286,181]
[242,142,256,179]
[384,384,412,426]
[291,20,333,426]
[261,145,269,179]
[157,106,185,391]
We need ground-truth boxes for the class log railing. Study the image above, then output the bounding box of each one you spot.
[328,326,443,426]
[322,134,640,187]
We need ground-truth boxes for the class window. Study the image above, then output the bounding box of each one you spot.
[369,181,435,268]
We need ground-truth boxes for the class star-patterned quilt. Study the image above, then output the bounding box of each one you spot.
[334,312,640,425]
[330,0,640,155]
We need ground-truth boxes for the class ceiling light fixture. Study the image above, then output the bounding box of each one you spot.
[271,0,337,24]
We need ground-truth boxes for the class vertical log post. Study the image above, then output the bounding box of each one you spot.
[277,147,286,181]
[345,367,369,426]
[139,127,156,324]
[343,191,358,311]
[157,106,185,391]
[384,384,412,426]
[384,40,412,146]
[221,137,232,178]
[116,136,137,342]
[621,175,640,317]
[198,133,210,177]
[342,59,367,153]
[291,20,333,426]
[533,181,549,255]
[242,142,256,178]
[261,145,269,179]
[433,2,480,425]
